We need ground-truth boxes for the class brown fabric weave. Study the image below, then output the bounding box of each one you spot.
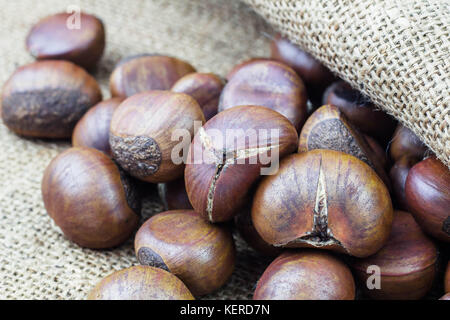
[0,0,274,300]
[245,0,449,168]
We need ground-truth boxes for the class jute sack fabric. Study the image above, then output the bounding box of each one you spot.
[0,0,274,299]
[245,0,449,168]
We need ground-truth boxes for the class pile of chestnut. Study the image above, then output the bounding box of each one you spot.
[1,12,449,300]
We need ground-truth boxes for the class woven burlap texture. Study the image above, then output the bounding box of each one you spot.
[245,0,449,168]
[0,0,275,300]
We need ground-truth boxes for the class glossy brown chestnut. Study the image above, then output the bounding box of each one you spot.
[446,261,450,293]
[352,210,437,300]
[389,156,418,210]
[1,60,102,138]
[171,72,224,121]
[185,105,299,223]
[298,104,391,190]
[252,150,394,258]
[254,250,355,300]
[270,34,335,106]
[323,81,396,145]
[87,265,194,300]
[134,210,235,296]
[219,60,308,130]
[405,157,450,242]
[109,91,205,183]
[72,98,124,155]
[390,124,428,163]
[234,203,282,257]
[42,147,140,248]
[109,55,195,98]
[158,178,193,210]
[26,12,105,69]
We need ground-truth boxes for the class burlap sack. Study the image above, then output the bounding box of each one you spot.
[245,0,449,168]
[0,0,447,300]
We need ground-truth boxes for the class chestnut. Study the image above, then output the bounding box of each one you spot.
[405,157,450,242]
[171,72,224,121]
[109,55,195,98]
[26,12,105,70]
[1,60,102,138]
[252,149,394,258]
[109,91,205,183]
[270,34,335,106]
[389,156,418,210]
[134,210,235,296]
[323,81,397,145]
[352,210,437,300]
[158,178,193,210]
[218,59,308,130]
[365,134,388,170]
[298,104,391,190]
[42,147,140,249]
[390,124,428,163]
[185,105,298,223]
[253,250,355,300]
[234,203,282,258]
[72,98,124,155]
[87,265,194,300]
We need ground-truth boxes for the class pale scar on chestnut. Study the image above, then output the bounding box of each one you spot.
[199,127,278,223]
[110,134,162,178]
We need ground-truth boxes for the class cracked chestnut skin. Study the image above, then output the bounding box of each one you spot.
[270,34,335,107]
[352,210,437,300]
[26,12,105,70]
[405,157,450,242]
[72,97,124,155]
[87,265,194,300]
[323,81,397,146]
[134,210,235,296]
[390,123,428,163]
[1,60,102,138]
[109,55,195,98]
[171,72,224,121]
[254,250,355,300]
[252,149,394,258]
[219,60,308,131]
[109,91,205,183]
[299,104,391,190]
[42,147,140,249]
[185,105,299,223]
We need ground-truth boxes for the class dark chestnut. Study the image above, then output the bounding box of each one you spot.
[389,156,418,210]
[109,91,205,183]
[323,81,397,145]
[87,265,194,300]
[405,157,450,242]
[72,98,124,155]
[26,12,105,70]
[185,105,298,223]
[171,72,224,121]
[109,55,195,98]
[135,210,235,296]
[298,104,391,190]
[252,150,394,258]
[1,60,102,138]
[158,178,193,210]
[352,210,437,300]
[219,60,308,130]
[254,250,355,300]
[390,124,428,163]
[270,34,335,106]
[42,147,140,248]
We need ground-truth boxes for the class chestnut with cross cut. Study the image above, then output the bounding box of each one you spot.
[185,105,298,223]
[252,149,394,258]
